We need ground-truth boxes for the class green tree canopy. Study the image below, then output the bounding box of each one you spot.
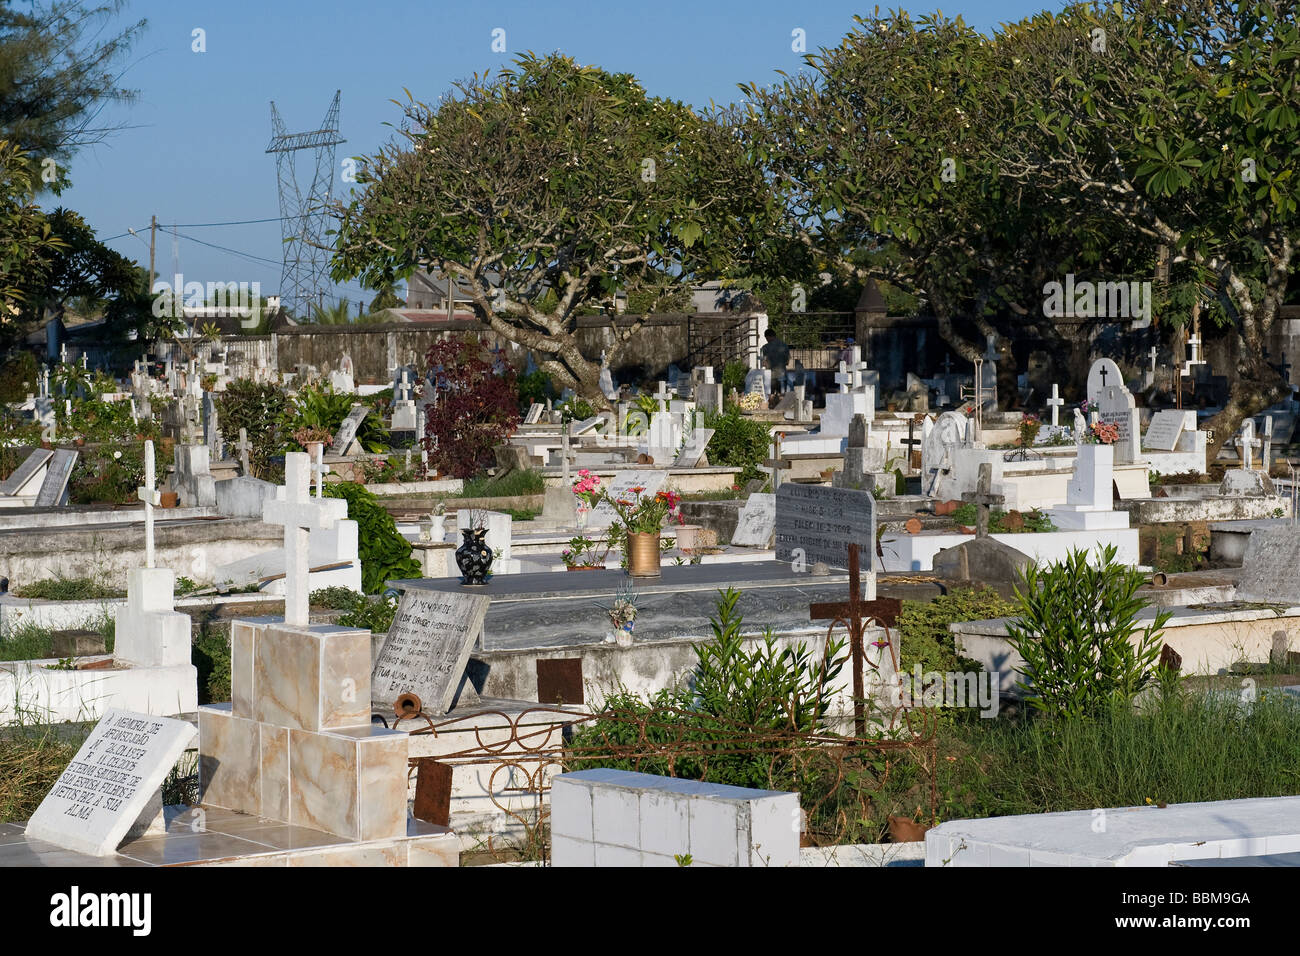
[330,53,773,406]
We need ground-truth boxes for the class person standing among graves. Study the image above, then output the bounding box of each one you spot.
[762,329,791,398]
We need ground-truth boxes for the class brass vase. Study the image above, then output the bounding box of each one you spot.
[627,531,662,577]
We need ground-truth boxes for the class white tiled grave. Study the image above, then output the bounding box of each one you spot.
[926,795,1300,867]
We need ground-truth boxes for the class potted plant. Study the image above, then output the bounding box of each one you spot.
[562,534,605,570]
[596,583,638,645]
[454,510,493,585]
[573,471,683,577]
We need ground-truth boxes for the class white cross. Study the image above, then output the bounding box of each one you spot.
[80,354,88,370]
[1183,334,1205,376]
[138,440,161,569]
[834,361,853,393]
[655,381,671,404]
[1047,383,1064,426]
[853,357,871,390]
[1239,418,1255,470]
[1149,346,1158,372]
[311,442,330,498]
[262,452,342,627]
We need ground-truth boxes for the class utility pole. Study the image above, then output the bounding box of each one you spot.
[148,214,157,295]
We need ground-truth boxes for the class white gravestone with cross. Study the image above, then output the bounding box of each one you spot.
[1096,383,1142,464]
[113,441,196,673]
[1047,383,1064,427]
[262,452,350,626]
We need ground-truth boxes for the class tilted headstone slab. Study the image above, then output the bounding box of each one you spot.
[1143,409,1188,452]
[371,588,491,714]
[775,484,876,570]
[0,447,53,496]
[34,449,78,507]
[732,492,776,547]
[1236,529,1300,606]
[331,405,369,455]
[25,708,196,856]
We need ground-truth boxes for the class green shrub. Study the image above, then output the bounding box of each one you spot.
[558,397,596,423]
[69,444,145,504]
[310,586,363,610]
[950,502,1056,533]
[215,379,290,478]
[703,407,771,484]
[1006,545,1172,719]
[193,626,231,705]
[0,351,39,404]
[323,481,421,592]
[721,359,748,396]
[310,587,397,632]
[291,383,389,453]
[896,587,1016,675]
[516,369,552,408]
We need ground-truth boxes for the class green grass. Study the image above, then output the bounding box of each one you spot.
[0,618,115,662]
[459,468,546,499]
[11,577,125,600]
[905,691,1300,827]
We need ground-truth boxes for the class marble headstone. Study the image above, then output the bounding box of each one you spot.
[586,470,668,527]
[1086,358,1124,404]
[0,448,53,497]
[731,493,776,548]
[1143,409,1188,452]
[371,588,492,714]
[331,405,369,455]
[1235,529,1300,607]
[774,483,877,570]
[25,708,196,856]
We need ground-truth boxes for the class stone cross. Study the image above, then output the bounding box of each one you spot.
[1149,346,1159,372]
[60,343,68,364]
[80,353,88,370]
[263,452,339,627]
[961,462,1004,538]
[236,427,252,475]
[137,439,160,569]
[311,442,330,499]
[1239,418,1255,470]
[1047,383,1064,427]
[561,421,571,486]
[834,361,853,393]
[655,381,671,405]
[763,433,791,491]
[39,369,49,399]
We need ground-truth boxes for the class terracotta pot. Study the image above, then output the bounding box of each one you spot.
[888,816,931,843]
[627,531,662,577]
[565,565,604,572]
[159,491,179,509]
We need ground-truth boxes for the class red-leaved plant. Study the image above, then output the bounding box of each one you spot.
[421,338,521,478]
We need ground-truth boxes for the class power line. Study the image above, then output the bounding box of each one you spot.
[164,216,292,228]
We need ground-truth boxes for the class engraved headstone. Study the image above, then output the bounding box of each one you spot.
[774,484,877,570]
[371,588,492,714]
[524,403,544,425]
[34,449,78,507]
[673,428,714,467]
[1096,383,1140,463]
[1143,409,1188,452]
[587,470,668,527]
[1086,358,1124,404]
[331,404,369,455]
[731,492,776,547]
[24,708,196,856]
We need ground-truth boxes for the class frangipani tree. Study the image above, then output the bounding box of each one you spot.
[329,54,771,407]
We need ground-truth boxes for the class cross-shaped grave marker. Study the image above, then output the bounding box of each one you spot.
[311,442,330,499]
[1047,383,1065,427]
[762,432,791,490]
[137,439,160,568]
[262,452,343,627]
[834,361,853,393]
[808,544,899,736]
[961,462,1005,538]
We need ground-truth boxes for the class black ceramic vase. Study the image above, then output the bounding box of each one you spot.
[455,528,493,585]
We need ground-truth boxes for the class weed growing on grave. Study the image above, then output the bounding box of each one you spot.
[459,468,546,499]
[896,587,1015,675]
[11,576,124,601]
[950,502,1056,533]
[69,444,145,504]
[0,720,87,822]
[1006,545,1172,720]
[193,624,231,705]
[310,587,397,633]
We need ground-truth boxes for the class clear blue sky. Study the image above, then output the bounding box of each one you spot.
[58,0,1057,311]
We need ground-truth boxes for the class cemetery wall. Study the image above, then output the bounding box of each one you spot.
[0,517,279,589]
[187,313,755,385]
